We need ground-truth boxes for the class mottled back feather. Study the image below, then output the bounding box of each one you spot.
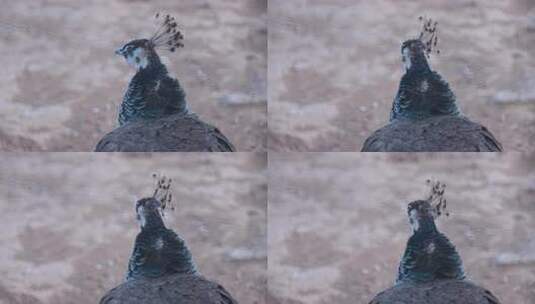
[369,280,501,304]
[95,113,235,152]
[363,37,502,152]
[361,115,503,152]
[99,273,239,304]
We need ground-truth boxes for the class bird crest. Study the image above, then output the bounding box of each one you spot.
[152,173,175,215]
[149,13,185,53]
[417,16,440,58]
[425,179,449,219]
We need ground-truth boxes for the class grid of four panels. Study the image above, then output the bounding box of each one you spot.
[1,1,534,304]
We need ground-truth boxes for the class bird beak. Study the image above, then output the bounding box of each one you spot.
[115,48,124,56]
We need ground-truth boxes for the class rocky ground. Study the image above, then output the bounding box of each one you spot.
[0,0,267,151]
[269,0,535,152]
[0,153,267,304]
[268,153,535,304]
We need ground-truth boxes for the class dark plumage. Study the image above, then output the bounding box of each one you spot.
[369,280,501,304]
[116,40,188,127]
[99,196,238,304]
[368,200,501,304]
[97,14,235,152]
[94,113,235,152]
[100,274,237,304]
[126,199,197,281]
[397,200,465,284]
[361,115,502,152]
[362,38,502,152]
[390,39,460,122]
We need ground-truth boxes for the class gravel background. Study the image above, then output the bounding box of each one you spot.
[0,153,267,304]
[0,0,267,151]
[269,0,535,151]
[268,153,535,304]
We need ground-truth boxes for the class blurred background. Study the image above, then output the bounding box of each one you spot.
[0,153,267,304]
[268,153,535,304]
[269,0,535,151]
[0,0,267,151]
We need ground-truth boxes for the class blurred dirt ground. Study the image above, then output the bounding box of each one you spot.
[268,0,535,152]
[0,153,267,304]
[268,153,535,304]
[0,0,267,152]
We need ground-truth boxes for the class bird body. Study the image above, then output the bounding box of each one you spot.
[396,223,464,284]
[97,15,235,151]
[369,280,501,304]
[100,273,237,304]
[362,39,502,152]
[369,200,500,304]
[396,200,465,285]
[99,197,238,304]
[126,197,197,281]
[126,227,197,281]
[361,115,502,152]
[95,113,235,152]
[117,42,188,127]
[390,69,459,122]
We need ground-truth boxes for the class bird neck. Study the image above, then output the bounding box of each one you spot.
[407,52,431,73]
[130,229,198,279]
[141,211,166,231]
[168,233,198,275]
[398,227,466,284]
[390,66,459,122]
[413,216,438,235]
[137,51,168,78]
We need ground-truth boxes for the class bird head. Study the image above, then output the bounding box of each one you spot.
[401,39,428,72]
[116,13,184,71]
[135,174,175,230]
[401,17,439,73]
[135,197,165,229]
[407,200,435,233]
[407,180,449,234]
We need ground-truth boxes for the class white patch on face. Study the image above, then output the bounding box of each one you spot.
[153,237,164,250]
[419,80,429,93]
[402,47,412,72]
[425,242,436,254]
[409,209,419,232]
[126,47,149,70]
[137,205,146,228]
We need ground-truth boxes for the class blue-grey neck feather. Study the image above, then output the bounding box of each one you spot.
[390,53,461,122]
[141,210,166,231]
[118,51,188,126]
[126,209,197,281]
[396,217,465,284]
